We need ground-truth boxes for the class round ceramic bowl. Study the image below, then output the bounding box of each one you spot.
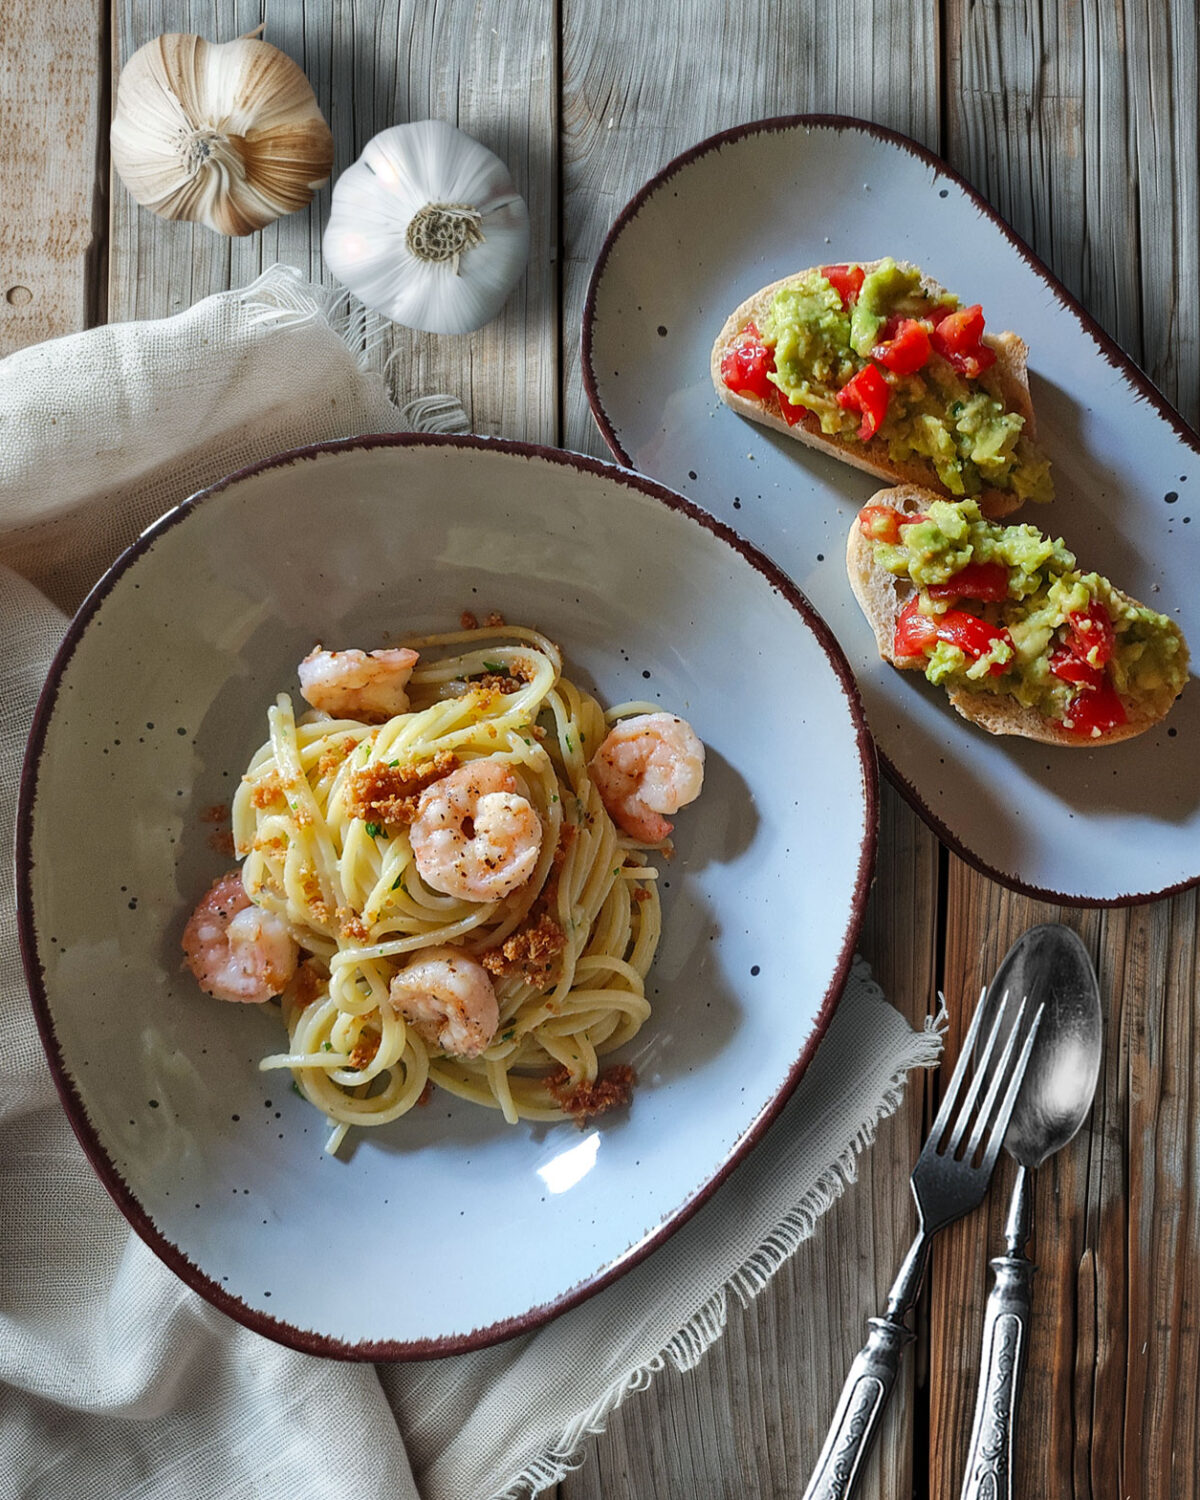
[17,435,875,1358]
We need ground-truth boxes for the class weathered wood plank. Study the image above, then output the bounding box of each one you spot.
[0,0,105,354]
[109,0,557,446]
[937,6,1200,1494]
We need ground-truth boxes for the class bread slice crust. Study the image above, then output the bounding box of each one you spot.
[846,484,1180,746]
[711,260,1036,520]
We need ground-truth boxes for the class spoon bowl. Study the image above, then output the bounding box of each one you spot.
[984,923,1102,1169]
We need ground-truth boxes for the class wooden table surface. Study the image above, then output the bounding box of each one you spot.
[5,2,1197,1496]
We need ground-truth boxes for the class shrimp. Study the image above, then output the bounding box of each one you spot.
[181,871,299,1003]
[588,712,705,842]
[388,946,499,1058]
[298,646,419,722]
[408,758,543,901]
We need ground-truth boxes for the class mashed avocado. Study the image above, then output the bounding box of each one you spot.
[875,498,1189,724]
[760,259,1053,505]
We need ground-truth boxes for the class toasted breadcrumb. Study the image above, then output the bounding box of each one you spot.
[250,773,284,809]
[477,672,523,694]
[485,611,505,627]
[348,1031,380,1070]
[546,1064,635,1122]
[201,803,229,824]
[460,610,479,630]
[317,738,358,778]
[338,907,370,943]
[480,912,567,982]
[208,828,236,857]
[344,751,459,826]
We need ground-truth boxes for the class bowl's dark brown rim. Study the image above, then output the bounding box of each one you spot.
[581,111,1200,909]
[15,431,878,1363]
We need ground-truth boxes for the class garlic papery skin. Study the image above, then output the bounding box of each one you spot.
[110,33,334,237]
[322,121,531,335]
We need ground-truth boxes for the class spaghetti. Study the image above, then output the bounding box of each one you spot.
[197,622,700,1153]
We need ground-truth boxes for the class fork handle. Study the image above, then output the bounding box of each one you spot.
[799,1315,914,1500]
[958,1252,1035,1500]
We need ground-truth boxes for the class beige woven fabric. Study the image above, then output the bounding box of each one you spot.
[0,266,940,1500]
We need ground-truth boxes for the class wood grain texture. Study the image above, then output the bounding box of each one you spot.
[938,4,1200,1497]
[0,0,105,354]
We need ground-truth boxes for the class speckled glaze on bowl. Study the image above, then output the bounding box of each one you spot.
[583,115,1200,905]
[17,435,875,1359]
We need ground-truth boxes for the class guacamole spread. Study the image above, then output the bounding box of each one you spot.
[869,497,1188,731]
[758,259,1054,505]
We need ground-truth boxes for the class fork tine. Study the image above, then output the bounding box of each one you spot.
[939,989,1020,1156]
[958,994,1029,1160]
[978,1001,1046,1173]
[926,986,990,1151]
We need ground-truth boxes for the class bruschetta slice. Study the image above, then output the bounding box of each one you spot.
[712,258,1051,519]
[846,485,1189,744]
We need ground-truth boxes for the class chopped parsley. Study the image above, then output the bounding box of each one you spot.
[365,822,385,839]
[391,875,406,892]
[482,660,507,673]
[322,1041,333,1052]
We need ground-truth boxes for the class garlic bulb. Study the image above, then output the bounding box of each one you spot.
[322,121,530,335]
[111,32,334,236]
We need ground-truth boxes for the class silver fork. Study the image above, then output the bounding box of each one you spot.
[800,987,1045,1500]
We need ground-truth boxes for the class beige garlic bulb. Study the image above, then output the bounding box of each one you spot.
[111,32,334,236]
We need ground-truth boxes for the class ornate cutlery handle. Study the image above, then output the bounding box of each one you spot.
[958,1253,1035,1500]
[800,1316,913,1500]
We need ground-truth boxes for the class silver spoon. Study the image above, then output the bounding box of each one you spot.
[958,923,1102,1500]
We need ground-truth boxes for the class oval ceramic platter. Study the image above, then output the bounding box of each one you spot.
[17,436,875,1358]
[583,115,1200,904]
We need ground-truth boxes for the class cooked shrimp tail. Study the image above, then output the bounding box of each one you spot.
[298,646,419,721]
[588,712,705,842]
[389,946,500,1057]
[182,870,299,1003]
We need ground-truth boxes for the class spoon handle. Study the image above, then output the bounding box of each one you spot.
[958,1248,1035,1500]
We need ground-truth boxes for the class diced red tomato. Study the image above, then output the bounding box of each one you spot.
[720,322,776,401]
[936,611,1013,670]
[820,263,865,308]
[857,505,927,545]
[930,303,997,379]
[1049,646,1105,690]
[777,389,808,426]
[1065,603,1115,667]
[925,560,1011,603]
[871,318,933,375]
[836,363,890,440]
[1062,680,1127,737]
[892,596,1012,675]
[893,597,939,660]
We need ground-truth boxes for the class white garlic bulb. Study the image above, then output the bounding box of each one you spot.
[111,32,334,236]
[322,121,530,335]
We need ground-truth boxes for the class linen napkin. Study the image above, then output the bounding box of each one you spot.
[0,265,941,1500]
